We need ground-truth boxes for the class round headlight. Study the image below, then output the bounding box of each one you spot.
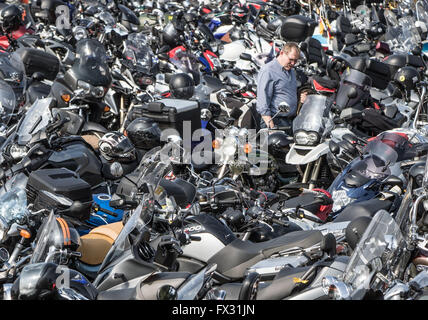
[93,86,106,98]
[294,131,320,146]
[9,144,28,160]
[218,44,224,56]
[222,137,237,156]
[201,109,212,121]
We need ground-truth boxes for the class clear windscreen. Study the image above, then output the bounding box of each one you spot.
[124,33,154,74]
[17,98,53,145]
[97,11,116,26]
[98,144,173,272]
[170,51,201,85]
[362,139,399,166]
[343,210,404,299]
[29,211,57,264]
[293,95,329,134]
[0,79,17,126]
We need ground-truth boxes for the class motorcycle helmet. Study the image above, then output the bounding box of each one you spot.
[169,73,195,99]
[0,4,22,34]
[393,66,421,93]
[98,132,136,163]
[231,3,249,25]
[162,22,180,47]
[125,117,162,150]
[268,132,292,157]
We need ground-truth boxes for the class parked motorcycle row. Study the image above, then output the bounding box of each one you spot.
[1,0,428,301]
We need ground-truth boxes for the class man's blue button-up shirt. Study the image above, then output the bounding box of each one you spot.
[256,58,297,117]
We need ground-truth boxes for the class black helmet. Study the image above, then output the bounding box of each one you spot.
[0,4,22,34]
[169,73,195,99]
[162,22,180,47]
[393,66,421,93]
[268,132,292,156]
[98,132,136,162]
[125,117,162,150]
[345,216,372,250]
[231,3,249,25]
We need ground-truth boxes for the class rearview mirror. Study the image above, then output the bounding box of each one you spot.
[278,102,291,114]
[239,53,252,61]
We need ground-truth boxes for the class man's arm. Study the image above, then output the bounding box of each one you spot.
[256,69,275,128]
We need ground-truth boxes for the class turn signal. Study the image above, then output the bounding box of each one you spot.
[20,229,31,239]
[104,106,111,112]
[61,94,71,102]
[212,139,221,149]
[243,143,252,154]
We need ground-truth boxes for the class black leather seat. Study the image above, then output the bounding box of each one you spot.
[207,230,323,279]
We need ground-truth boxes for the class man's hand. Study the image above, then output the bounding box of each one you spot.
[300,91,308,104]
[262,115,275,129]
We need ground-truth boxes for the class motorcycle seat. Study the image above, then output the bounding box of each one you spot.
[77,222,123,265]
[207,230,323,280]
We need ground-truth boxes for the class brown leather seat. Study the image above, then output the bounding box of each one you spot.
[77,222,124,266]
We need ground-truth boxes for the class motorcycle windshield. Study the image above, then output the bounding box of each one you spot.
[29,211,59,264]
[17,98,53,146]
[399,16,421,52]
[97,11,116,26]
[342,210,404,299]
[0,79,17,126]
[124,33,154,74]
[417,1,428,25]
[176,264,216,300]
[170,50,201,85]
[362,139,399,166]
[98,145,172,272]
[347,156,391,181]
[6,50,27,97]
[293,95,330,134]
[76,39,109,64]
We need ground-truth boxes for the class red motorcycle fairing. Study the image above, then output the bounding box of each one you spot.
[0,25,33,50]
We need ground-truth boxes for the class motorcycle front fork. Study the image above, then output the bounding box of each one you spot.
[301,157,323,190]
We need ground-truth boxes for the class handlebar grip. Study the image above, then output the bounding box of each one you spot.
[271,218,289,227]
[275,126,291,131]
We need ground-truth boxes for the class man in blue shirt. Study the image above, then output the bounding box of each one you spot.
[256,42,306,129]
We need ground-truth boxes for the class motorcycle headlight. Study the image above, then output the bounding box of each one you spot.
[332,190,353,212]
[77,81,107,98]
[294,131,320,146]
[72,26,87,41]
[201,108,212,121]
[8,144,28,161]
[218,44,224,56]
[93,86,107,98]
[222,137,237,157]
